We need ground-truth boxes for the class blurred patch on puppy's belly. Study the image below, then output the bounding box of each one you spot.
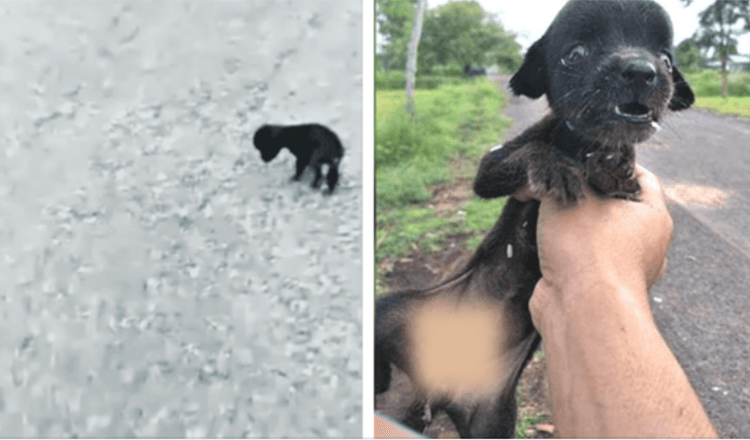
[409,296,506,399]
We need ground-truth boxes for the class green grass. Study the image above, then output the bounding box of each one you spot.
[684,69,750,97]
[375,70,466,91]
[375,79,513,295]
[374,193,508,263]
[681,70,750,119]
[376,81,508,168]
[376,90,407,125]
[694,96,750,119]
[460,197,509,251]
[514,411,547,439]
[375,207,463,262]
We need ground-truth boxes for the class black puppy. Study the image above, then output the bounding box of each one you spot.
[253,123,344,194]
[375,0,694,438]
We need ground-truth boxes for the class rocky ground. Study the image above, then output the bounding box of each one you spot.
[0,2,362,437]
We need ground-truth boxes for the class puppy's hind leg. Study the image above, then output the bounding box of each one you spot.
[443,331,541,438]
[311,165,323,189]
[324,161,340,195]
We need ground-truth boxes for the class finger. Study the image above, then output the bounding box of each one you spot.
[634,164,662,198]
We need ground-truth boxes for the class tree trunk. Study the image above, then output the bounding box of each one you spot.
[405,0,426,118]
[721,49,728,97]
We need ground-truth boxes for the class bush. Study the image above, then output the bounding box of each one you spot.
[375,71,406,90]
[430,63,465,77]
[685,70,722,97]
[729,72,750,97]
[375,108,455,166]
[375,70,478,91]
[375,81,506,210]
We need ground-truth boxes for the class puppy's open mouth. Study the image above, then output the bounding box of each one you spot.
[614,102,652,123]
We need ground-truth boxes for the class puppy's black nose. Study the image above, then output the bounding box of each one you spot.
[621,58,657,87]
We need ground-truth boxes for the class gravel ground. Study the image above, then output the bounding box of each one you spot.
[0,1,362,437]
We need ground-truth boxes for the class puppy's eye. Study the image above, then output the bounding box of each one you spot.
[660,53,672,71]
[561,45,588,66]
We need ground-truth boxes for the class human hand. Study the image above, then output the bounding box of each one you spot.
[525,166,717,439]
[530,165,673,320]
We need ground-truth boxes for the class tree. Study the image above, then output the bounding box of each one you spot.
[674,39,704,72]
[418,1,522,73]
[376,0,415,70]
[681,0,750,96]
[405,0,426,117]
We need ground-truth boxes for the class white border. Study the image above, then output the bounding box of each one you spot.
[362,0,375,437]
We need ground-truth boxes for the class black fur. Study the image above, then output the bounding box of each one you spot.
[253,123,344,194]
[375,0,694,437]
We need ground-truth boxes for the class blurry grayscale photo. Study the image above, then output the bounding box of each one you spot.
[0,0,363,437]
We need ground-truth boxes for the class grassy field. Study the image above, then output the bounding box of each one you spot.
[375,78,547,438]
[684,70,750,98]
[694,96,750,119]
[0,2,362,437]
[684,70,750,119]
[375,80,512,292]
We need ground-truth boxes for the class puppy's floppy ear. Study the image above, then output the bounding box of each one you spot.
[668,66,695,110]
[510,38,547,98]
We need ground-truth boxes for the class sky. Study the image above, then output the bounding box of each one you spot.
[425,0,750,54]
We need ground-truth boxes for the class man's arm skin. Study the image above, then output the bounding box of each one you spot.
[529,165,717,438]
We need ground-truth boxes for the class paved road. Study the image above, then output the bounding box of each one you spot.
[494,74,750,438]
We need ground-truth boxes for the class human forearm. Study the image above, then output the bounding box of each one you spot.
[533,278,717,438]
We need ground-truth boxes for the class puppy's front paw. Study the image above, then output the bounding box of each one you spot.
[585,148,640,199]
[528,160,584,204]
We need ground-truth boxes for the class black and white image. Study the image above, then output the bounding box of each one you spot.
[0,1,362,437]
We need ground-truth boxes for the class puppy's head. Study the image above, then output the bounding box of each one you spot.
[510,0,694,145]
[253,125,283,162]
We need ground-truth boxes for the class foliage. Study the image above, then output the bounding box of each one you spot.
[375,207,462,263]
[679,0,750,94]
[0,2,362,437]
[376,0,417,70]
[375,81,505,168]
[694,96,750,118]
[375,80,511,264]
[375,70,464,90]
[404,0,427,117]
[514,411,547,439]
[419,1,522,73]
[675,39,705,72]
[377,0,523,74]
[460,197,508,251]
[681,0,750,53]
[376,163,450,209]
[685,70,750,96]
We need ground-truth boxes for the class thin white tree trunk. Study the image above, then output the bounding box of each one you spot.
[405,0,426,117]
